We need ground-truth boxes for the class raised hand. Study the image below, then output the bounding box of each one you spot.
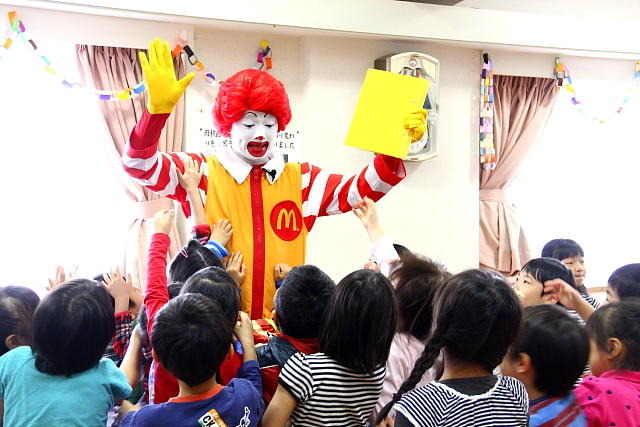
[103,268,133,313]
[353,196,384,241]
[224,251,246,286]
[139,38,195,114]
[403,108,428,142]
[46,265,68,292]
[274,263,292,282]
[211,219,233,247]
[152,208,175,235]
[177,156,204,194]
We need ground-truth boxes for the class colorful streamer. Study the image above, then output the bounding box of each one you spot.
[555,57,640,124]
[480,53,496,170]
[254,39,273,70]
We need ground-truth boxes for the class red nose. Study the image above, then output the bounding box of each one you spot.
[254,136,265,141]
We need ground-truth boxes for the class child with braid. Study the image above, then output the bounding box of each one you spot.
[376,269,527,427]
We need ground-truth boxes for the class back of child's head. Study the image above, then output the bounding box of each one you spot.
[137,282,184,345]
[541,239,584,260]
[152,293,233,387]
[521,257,576,290]
[586,300,640,373]
[169,240,223,283]
[32,279,115,376]
[180,266,240,328]
[0,286,40,356]
[319,269,397,374]
[389,254,448,341]
[507,305,589,397]
[376,269,522,423]
[608,264,640,301]
[276,265,335,338]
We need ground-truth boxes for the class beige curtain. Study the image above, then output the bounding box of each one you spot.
[480,75,558,274]
[76,45,186,289]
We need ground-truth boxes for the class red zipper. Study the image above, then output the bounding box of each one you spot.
[249,166,265,319]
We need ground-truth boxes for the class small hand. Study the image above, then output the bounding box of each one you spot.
[153,208,175,235]
[352,197,384,241]
[274,263,292,282]
[103,268,133,303]
[224,252,246,286]
[211,219,233,247]
[47,265,68,292]
[177,156,204,194]
[403,108,428,142]
[233,311,253,344]
[543,279,581,308]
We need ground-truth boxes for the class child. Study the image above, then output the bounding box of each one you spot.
[256,264,335,403]
[119,294,264,426]
[606,263,640,302]
[377,269,527,427]
[263,269,397,426]
[541,239,594,299]
[0,279,131,425]
[374,254,448,418]
[501,305,589,426]
[573,300,640,425]
[0,285,39,356]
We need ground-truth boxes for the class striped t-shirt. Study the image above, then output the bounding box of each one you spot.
[394,375,528,426]
[278,352,385,426]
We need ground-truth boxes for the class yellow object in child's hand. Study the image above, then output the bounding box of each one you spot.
[403,108,428,142]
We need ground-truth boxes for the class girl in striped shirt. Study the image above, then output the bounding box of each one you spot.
[376,269,528,426]
[262,269,397,426]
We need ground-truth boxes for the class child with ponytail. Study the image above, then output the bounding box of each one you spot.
[376,269,527,427]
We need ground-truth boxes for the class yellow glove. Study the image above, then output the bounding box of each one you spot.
[403,108,428,142]
[139,38,195,114]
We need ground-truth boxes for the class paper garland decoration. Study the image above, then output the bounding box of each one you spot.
[1,11,275,101]
[555,57,640,124]
[480,53,496,170]
[255,40,273,70]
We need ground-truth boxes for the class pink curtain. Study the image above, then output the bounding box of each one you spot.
[76,45,186,289]
[480,75,558,274]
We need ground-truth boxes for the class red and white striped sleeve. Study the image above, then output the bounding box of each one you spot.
[122,110,208,217]
[300,154,406,230]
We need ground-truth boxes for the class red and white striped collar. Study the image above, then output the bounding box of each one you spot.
[216,149,285,185]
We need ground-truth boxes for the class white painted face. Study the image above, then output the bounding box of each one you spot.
[230,110,278,165]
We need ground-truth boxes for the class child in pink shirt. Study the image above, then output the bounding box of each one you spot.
[574,300,640,426]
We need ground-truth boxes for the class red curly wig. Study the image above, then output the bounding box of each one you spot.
[213,69,292,137]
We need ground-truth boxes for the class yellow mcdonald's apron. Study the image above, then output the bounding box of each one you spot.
[205,157,307,319]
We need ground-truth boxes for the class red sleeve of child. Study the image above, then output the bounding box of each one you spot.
[144,233,171,341]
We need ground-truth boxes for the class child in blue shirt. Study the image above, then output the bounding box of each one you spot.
[0,279,131,426]
[120,293,264,426]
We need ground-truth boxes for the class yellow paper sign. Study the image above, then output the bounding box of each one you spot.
[344,69,430,159]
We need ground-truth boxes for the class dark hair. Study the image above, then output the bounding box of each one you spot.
[521,257,576,295]
[169,240,223,283]
[180,267,240,328]
[319,269,397,374]
[508,305,589,396]
[152,293,233,386]
[541,239,584,260]
[32,279,115,376]
[376,269,522,423]
[608,264,640,300]
[393,244,411,258]
[541,239,589,295]
[0,286,40,356]
[137,282,184,345]
[390,255,448,340]
[276,265,335,338]
[587,300,640,371]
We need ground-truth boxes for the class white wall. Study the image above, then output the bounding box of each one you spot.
[185,30,480,281]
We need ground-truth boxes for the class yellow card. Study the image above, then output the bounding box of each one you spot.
[344,69,430,159]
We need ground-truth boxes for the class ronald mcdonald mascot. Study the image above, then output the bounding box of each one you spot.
[124,39,425,319]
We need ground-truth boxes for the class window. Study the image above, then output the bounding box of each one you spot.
[511,77,640,287]
[0,41,132,292]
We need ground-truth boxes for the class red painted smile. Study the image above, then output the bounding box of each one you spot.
[247,140,269,157]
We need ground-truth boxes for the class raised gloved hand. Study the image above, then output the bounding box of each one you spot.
[403,108,428,142]
[139,38,195,114]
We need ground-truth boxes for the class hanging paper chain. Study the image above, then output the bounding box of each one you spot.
[555,57,640,124]
[1,11,275,101]
[254,39,273,70]
[480,53,496,170]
